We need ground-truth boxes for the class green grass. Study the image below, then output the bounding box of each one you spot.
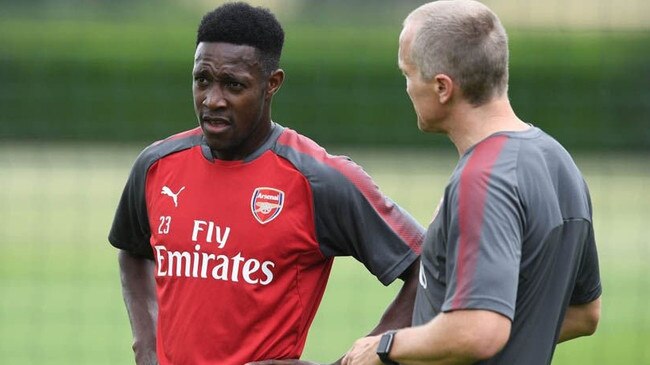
[1,144,648,364]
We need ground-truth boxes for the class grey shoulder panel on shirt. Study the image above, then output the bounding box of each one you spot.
[108,130,204,258]
[272,128,423,285]
[514,131,592,222]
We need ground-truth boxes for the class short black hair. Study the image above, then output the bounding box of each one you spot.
[196,2,284,74]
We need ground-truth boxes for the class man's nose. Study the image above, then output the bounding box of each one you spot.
[203,87,227,109]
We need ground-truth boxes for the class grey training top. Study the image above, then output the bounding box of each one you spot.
[413,127,601,364]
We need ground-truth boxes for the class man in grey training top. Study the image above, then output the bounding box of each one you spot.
[343,1,602,364]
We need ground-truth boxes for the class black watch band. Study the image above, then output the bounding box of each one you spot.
[376,330,399,365]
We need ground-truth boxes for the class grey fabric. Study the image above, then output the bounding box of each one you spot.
[413,127,601,365]
[273,129,424,285]
[108,130,204,258]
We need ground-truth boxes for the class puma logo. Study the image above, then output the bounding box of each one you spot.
[161,186,185,207]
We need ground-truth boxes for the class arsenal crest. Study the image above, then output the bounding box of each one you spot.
[251,187,285,224]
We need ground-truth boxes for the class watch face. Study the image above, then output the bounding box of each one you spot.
[377,331,399,365]
[377,331,396,362]
[378,333,392,352]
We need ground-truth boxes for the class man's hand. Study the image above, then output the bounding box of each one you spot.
[246,360,322,365]
[341,335,382,365]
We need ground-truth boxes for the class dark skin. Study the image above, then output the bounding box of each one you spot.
[119,251,158,365]
[120,41,421,365]
[192,42,284,160]
[119,42,283,365]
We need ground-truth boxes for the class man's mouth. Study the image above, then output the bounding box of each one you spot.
[201,116,232,134]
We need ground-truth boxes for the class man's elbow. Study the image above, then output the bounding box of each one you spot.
[459,313,511,361]
[469,326,510,360]
[582,298,601,336]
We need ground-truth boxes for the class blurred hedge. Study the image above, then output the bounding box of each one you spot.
[1,18,648,150]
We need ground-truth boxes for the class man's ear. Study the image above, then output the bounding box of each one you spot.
[433,74,454,104]
[266,69,285,98]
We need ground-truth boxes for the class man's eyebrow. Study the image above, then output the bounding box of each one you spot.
[192,63,211,73]
[218,70,247,79]
[192,67,240,78]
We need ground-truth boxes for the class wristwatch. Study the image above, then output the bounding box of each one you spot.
[376,330,399,365]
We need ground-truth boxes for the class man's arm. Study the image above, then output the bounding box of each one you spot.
[118,250,159,365]
[558,297,601,343]
[342,309,511,365]
[366,258,421,336]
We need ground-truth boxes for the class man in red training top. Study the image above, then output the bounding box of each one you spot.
[109,2,424,364]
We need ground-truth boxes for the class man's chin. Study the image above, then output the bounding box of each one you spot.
[203,135,230,153]
[417,118,443,134]
[417,119,431,132]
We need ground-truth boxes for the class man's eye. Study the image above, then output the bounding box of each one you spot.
[226,81,244,90]
[194,77,209,85]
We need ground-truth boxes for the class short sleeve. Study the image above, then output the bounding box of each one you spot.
[108,149,154,259]
[313,157,424,285]
[441,136,522,320]
[274,129,424,285]
[570,201,602,304]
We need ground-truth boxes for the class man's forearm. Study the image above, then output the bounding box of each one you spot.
[368,259,420,335]
[118,250,159,365]
[343,310,510,365]
[329,260,420,365]
[394,309,511,364]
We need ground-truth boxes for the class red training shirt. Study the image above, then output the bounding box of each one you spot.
[109,123,423,364]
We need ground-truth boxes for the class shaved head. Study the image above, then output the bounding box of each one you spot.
[403,0,509,105]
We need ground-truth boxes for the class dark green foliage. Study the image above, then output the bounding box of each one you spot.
[1,19,648,150]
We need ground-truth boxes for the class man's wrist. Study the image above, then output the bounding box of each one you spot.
[376,330,399,365]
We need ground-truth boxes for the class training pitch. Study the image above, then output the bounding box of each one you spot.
[0,144,648,364]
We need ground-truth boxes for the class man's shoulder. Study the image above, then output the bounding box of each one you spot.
[456,128,574,176]
[452,134,513,184]
[274,127,328,159]
[134,127,204,171]
[146,127,204,155]
[274,127,366,181]
[514,129,582,180]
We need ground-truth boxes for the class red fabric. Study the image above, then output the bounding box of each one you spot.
[145,146,330,364]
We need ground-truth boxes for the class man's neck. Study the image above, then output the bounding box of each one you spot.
[446,97,529,156]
